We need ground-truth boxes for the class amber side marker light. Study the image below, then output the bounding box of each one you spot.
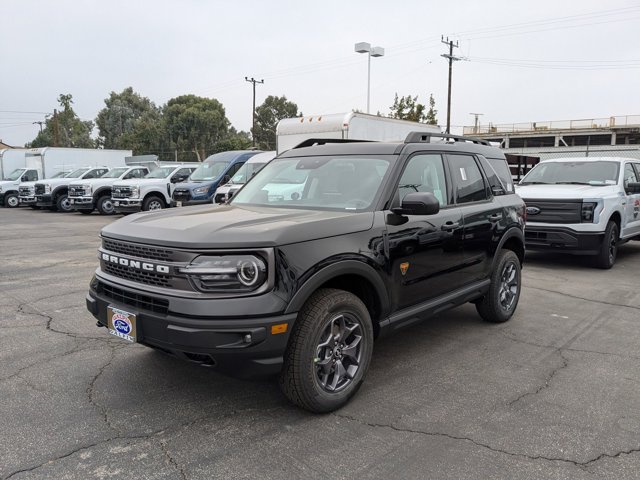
[271,323,288,335]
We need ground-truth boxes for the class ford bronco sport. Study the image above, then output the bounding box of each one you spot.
[86,133,526,412]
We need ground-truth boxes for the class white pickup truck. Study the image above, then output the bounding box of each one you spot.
[516,156,640,268]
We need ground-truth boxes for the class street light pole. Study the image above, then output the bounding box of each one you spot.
[355,42,384,114]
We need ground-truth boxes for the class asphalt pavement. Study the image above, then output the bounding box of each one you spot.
[1,207,639,479]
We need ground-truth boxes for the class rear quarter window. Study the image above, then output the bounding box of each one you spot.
[483,156,514,194]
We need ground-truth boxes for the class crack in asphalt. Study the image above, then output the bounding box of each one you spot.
[87,345,120,434]
[333,413,640,468]
[528,286,640,312]
[508,350,569,406]
[159,439,188,480]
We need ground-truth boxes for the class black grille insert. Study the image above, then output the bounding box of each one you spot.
[35,184,45,195]
[102,238,173,261]
[97,281,169,315]
[103,262,171,287]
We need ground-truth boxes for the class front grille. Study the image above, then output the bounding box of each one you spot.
[19,186,34,196]
[173,189,191,202]
[112,186,133,199]
[103,262,171,287]
[69,185,87,197]
[214,193,226,204]
[524,199,582,224]
[35,184,45,195]
[97,281,169,315]
[102,238,173,261]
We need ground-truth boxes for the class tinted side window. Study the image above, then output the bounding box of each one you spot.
[623,163,638,189]
[24,170,38,182]
[124,168,146,179]
[397,154,448,206]
[448,154,488,204]
[484,156,514,193]
[633,163,640,180]
[228,162,242,177]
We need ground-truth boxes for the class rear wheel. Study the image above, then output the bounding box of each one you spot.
[594,221,618,269]
[476,249,521,323]
[279,288,373,413]
[4,193,19,208]
[96,195,115,215]
[142,195,164,211]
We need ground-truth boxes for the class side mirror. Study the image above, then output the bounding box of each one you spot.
[627,182,640,194]
[391,192,440,216]
[491,185,506,196]
[222,175,231,183]
[171,175,188,183]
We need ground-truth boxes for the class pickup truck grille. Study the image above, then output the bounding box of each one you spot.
[523,198,582,224]
[19,186,34,196]
[173,189,191,202]
[112,186,133,199]
[102,238,174,261]
[34,184,45,195]
[68,185,87,197]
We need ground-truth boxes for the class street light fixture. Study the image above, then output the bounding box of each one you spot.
[355,42,384,114]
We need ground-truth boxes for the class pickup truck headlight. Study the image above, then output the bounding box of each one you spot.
[581,202,597,223]
[193,186,209,195]
[179,254,267,292]
[44,184,52,194]
[130,186,140,198]
[82,184,92,194]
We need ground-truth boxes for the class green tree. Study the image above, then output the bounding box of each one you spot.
[253,95,300,150]
[425,94,438,126]
[96,87,161,150]
[210,127,252,153]
[27,94,95,148]
[163,95,230,161]
[388,93,426,123]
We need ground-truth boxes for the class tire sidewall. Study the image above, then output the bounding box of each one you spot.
[97,195,115,215]
[5,194,19,208]
[56,193,72,212]
[495,251,521,319]
[143,196,164,211]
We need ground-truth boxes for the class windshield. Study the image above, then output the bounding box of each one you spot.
[5,169,25,181]
[66,168,90,178]
[231,156,392,211]
[520,161,620,186]
[230,162,267,184]
[190,161,228,181]
[52,171,71,179]
[144,166,175,179]
[100,168,129,178]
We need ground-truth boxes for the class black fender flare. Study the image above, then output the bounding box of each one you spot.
[492,226,525,269]
[284,259,390,316]
[51,186,68,200]
[93,186,112,201]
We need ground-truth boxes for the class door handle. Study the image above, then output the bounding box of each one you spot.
[441,222,460,231]
[488,214,501,223]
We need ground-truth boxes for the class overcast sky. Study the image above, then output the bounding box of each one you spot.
[2,0,639,147]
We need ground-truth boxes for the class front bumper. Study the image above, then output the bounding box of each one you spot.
[36,194,53,207]
[69,196,94,209]
[87,276,297,378]
[171,197,210,207]
[19,196,37,206]
[525,226,605,255]
[113,198,142,213]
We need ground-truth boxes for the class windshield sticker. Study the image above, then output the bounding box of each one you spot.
[460,168,467,181]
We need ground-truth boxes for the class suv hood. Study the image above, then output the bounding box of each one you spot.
[38,177,81,187]
[101,204,375,249]
[516,184,619,199]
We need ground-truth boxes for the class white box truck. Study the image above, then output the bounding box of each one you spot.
[276,112,441,154]
[1,147,132,208]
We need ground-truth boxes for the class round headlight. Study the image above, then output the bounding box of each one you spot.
[238,260,259,286]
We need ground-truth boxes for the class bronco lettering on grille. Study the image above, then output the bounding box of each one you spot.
[101,253,170,274]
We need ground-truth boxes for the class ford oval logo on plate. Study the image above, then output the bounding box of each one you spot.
[526,206,541,215]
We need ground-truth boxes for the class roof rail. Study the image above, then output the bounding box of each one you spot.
[292,138,374,149]
[404,132,491,146]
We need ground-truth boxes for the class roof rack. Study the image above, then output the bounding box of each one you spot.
[292,138,374,149]
[404,132,491,146]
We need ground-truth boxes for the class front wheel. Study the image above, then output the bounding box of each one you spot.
[4,193,19,208]
[96,195,115,215]
[56,194,73,213]
[476,249,521,323]
[142,195,165,211]
[594,221,618,269]
[279,288,373,413]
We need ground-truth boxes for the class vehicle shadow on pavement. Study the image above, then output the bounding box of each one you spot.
[524,241,640,269]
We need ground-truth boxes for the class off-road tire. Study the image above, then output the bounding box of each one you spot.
[142,195,165,211]
[96,195,115,215]
[279,288,373,413]
[594,220,618,269]
[476,249,521,323]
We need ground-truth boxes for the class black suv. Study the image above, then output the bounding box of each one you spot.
[86,133,526,412]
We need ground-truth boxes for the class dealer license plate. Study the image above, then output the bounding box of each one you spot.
[107,306,137,343]
[176,201,182,207]
[69,199,75,204]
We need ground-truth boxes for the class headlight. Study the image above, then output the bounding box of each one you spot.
[193,186,208,195]
[44,184,52,194]
[179,254,267,292]
[130,186,140,198]
[82,184,92,194]
[581,202,597,223]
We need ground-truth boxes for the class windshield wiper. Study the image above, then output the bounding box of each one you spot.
[399,183,421,192]
[519,181,550,185]
[554,181,591,185]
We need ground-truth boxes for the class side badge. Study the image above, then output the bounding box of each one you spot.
[400,262,410,276]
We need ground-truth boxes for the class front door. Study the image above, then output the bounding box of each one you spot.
[622,162,640,237]
[385,153,466,311]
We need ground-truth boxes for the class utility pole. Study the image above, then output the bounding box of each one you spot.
[52,109,60,147]
[33,121,45,133]
[245,76,264,147]
[441,36,461,135]
[469,112,484,134]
